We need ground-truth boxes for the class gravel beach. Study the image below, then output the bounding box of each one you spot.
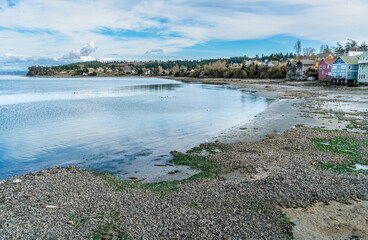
[1,79,368,239]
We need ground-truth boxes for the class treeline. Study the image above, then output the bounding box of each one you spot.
[175,60,286,79]
[27,62,108,76]
[27,53,291,79]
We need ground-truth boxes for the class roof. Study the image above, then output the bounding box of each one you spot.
[298,60,315,65]
[340,56,359,64]
[321,58,337,65]
[316,52,334,58]
[347,47,365,52]
[358,51,368,64]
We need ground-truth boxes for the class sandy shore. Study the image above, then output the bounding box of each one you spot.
[1,78,368,239]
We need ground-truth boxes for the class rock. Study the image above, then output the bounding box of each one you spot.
[45,205,58,209]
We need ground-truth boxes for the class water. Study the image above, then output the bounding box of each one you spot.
[355,164,368,170]
[0,76,268,181]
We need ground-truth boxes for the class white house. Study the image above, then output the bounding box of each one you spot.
[346,48,365,57]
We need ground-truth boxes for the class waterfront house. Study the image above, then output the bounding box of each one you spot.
[318,58,336,81]
[286,59,296,80]
[358,51,368,83]
[330,56,359,85]
[346,48,365,57]
[296,59,317,80]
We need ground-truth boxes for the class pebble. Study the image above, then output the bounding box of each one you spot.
[0,129,367,239]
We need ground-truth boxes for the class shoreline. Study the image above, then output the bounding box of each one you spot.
[1,78,368,239]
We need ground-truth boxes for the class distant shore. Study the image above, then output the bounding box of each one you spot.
[1,79,368,239]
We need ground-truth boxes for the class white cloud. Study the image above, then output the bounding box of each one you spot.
[0,42,98,70]
[145,49,164,54]
[62,41,97,61]
[0,0,368,70]
[4,53,28,61]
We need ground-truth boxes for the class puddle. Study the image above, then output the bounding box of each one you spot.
[193,148,222,156]
[355,164,368,170]
[319,141,331,146]
[197,149,210,156]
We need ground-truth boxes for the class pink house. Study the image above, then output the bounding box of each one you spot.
[318,58,336,81]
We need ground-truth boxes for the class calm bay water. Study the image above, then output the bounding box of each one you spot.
[0,76,268,181]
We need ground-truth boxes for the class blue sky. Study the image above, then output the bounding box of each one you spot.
[0,0,367,70]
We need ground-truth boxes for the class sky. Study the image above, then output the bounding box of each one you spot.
[0,0,367,71]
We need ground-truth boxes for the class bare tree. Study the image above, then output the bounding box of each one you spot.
[303,47,316,57]
[294,39,301,59]
[319,44,331,54]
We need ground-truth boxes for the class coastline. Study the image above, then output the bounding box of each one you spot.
[1,78,368,239]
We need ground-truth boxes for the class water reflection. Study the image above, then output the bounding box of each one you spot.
[0,83,182,106]
[0,77,268,180]
[240,90,259,103]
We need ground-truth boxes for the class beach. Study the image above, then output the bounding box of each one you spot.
[1,79,368,239]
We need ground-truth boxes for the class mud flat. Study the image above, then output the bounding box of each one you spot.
[1,79,368,239]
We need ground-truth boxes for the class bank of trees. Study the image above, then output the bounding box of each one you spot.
[175,60,286,79]
[28,53,289,79]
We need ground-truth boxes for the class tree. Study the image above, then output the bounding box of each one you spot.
[303,47,316,57]
[320,44,331,54]
[334,42,345,55]
[360,42,368,51]
[294,39,302,59]
[345,39,358,50]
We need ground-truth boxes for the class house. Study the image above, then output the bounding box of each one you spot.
[286,60,296,80]
[315,52,335,62]
[245,60,263,67]
[346,48,365,57]
[318,58,336,81]
[296,59,317,80]
[265,60,280,67]
[330,56,359,85]
[143,68,151,75]
[229,63,242,69]
[358,51,368,83]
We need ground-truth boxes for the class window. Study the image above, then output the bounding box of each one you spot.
[348,73,351,77]
[348,65,352,70]
[323,65,326,69]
